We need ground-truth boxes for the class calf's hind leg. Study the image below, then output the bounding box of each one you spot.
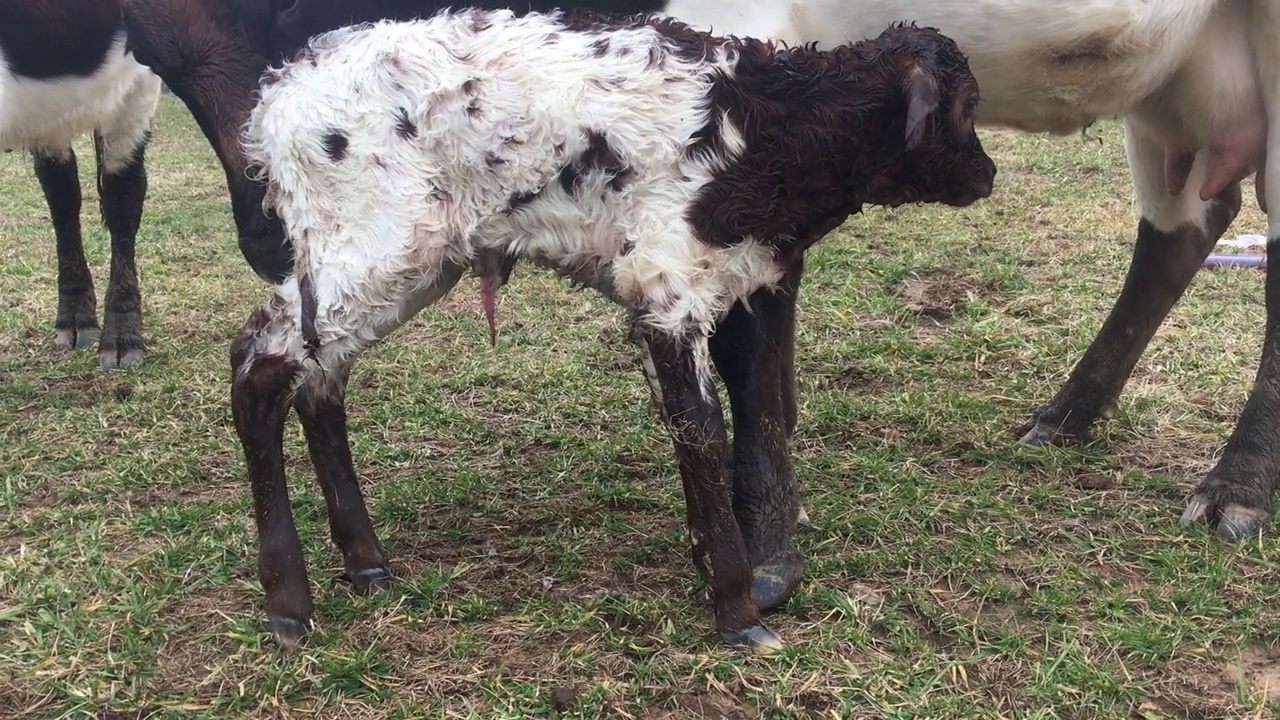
[1018,120,1239,444]
[231,301,312,648]
[93,129,150,369]
[232,263,465,648]
[294,364,393,591]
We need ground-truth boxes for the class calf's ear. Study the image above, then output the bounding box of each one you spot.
[902,64,940,150]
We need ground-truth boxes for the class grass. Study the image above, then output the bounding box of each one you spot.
[0,96,1278,719]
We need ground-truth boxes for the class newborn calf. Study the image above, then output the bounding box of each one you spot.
[233,8,996,651]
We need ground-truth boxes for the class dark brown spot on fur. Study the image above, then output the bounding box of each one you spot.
[686,110,724,162]
[559,129,633,196]
[394,108,417,139]
[592,37,611,56]
[322,131,348,161]
[469,12,491,33]
[507,190,539,213]
[298,272,319,355]
[466,100,482,118]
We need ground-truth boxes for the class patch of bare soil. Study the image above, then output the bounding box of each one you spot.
[1233,645,1280,703]
[153,585,252,696]
[816,365,894,394]
[388,499,686,614]
[637,692,759,720]
[1142,654,1246,718]
[1072,470,1119,490]
[894,268,999,320]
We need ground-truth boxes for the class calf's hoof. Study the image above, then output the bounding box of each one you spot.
[1180,495,1267,542]
[268,615,308,650]
[56,326,100,351]
[720,622,784,653]
[346,566,394,594]
[751,555,803,611]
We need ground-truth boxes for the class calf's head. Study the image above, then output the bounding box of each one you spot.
[863,24,996,208]
[122,0,295,282]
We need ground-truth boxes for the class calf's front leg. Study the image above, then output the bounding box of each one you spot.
[709,259,806,610]
[642,329,782,652]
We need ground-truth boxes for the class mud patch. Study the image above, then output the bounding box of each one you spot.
[640,692,759,720]
[1072,470,1118,491]
[817,365,893,394]
[894,268,995,320]
[14,373,133,413]
[1232,645,1280,703]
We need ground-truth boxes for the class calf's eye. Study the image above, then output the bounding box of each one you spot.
[963,97,978,117]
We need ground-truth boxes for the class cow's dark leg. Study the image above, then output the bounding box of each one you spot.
[642,329,780,652]
[1181,233,1280,539]
[231,305,311,649]
[1181,46,1280,540]
[294,365,392,591]
[708,259,806,611]
[1019,120,1240,444]
[33,148,99,351]
[93,128,150,369]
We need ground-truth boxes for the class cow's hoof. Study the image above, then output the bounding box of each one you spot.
[1181,495,1266,542]
[1015,404,1089,446]
[56,326,100,351]
[100,347,145,369]
[795,504,813,530]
